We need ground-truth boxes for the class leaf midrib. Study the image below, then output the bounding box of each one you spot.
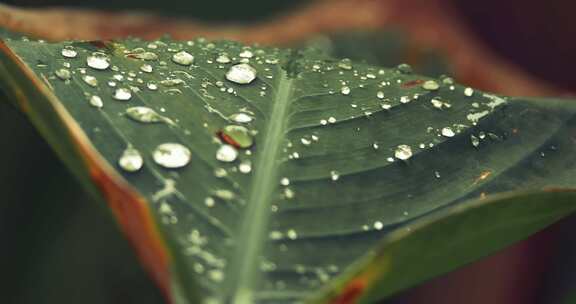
[228,69,294,304]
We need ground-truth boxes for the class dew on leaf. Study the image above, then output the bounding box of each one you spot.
[147,82,158,90]
[172,51,194,66]
[125,106,172,124]
[118,147,143,172]
[160,78,185,86]
[330,170,340,181]
[226,63,257,84]
[441,127,455,138]
[286,229,298,240]
[128,51,158,61]
[54,68,71,80]
[215,144,238,162]
[341,86,351,95]
[280,177,290,186]
[216,54,231,64]
[239,50,254,58]
[229,112,253,123]
[82,75,98,87]
[89,95,103,108]
[113,88,132,101]
[153,143,191,168]
[422,80,440,91]
[464,87,474,97]
[395,145,413,160]
[373,221,384,230]
[471,134,480,148]
[140,64,153,73]
[86,52,110,70]
[238,160,252,174]
[218,125,254,149]
[61,46,77,58]
[205,197,215,208]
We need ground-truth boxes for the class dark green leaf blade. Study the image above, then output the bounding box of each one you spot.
[1,36,576,304]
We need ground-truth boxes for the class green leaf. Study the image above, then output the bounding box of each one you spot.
[1,36,576,304]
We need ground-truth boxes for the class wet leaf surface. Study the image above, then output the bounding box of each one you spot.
[1,36,576,304]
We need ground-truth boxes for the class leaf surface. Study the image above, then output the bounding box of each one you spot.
[1,36,576,304]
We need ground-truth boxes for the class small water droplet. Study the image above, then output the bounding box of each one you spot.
[61,46,77,58]
[113,88,132,101]
[216,54,231,64]
[118,147,143,172]
[441,127,455,138]
[153,143,191,168]
[82,75,98,87]
[471,134,480,147]
[341,86,351,95]
[238,160,252,174]
[396,63,413,74]
[205,197,215,207]
[330,170,340,181]
[395,145,413,160]
[422,80,440,91]
[54,68,71,80]
[229,112,253,123]
[373,221,384,230]
[226,63,257,84]
[172,51,194,66]
[239,50,254,58]
[286,229,298,240]
[280,177,290,186]
[125,106,170,124]
[86,52,110,70]
[89,95,103,108]
[218,125,253,149]
[216,144,238,162]
[464,87,474,97]
[338,58,352,70]
[140,64,153,73]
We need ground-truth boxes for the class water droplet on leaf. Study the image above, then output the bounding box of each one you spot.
[218,125,253,149]
[215,144,238,162]
[113,88,132,101]
[153,143,191,168]
[226,63,257,84]
[172,51,194,66]
[118,147,143,172]
[86,52,110,70]
[395,145,413,160]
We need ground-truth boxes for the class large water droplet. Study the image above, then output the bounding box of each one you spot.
[394,145,413,160]
[113,88,132,101]
[172,51,194,66]
[118,147,143,172]
[153,143,191,168]
[226,63,257,84]
[218,125,253,149]
[215,144,238,162]
[86,52,110,70]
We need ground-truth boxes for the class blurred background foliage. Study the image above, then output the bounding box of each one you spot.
[1,0,576,303]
